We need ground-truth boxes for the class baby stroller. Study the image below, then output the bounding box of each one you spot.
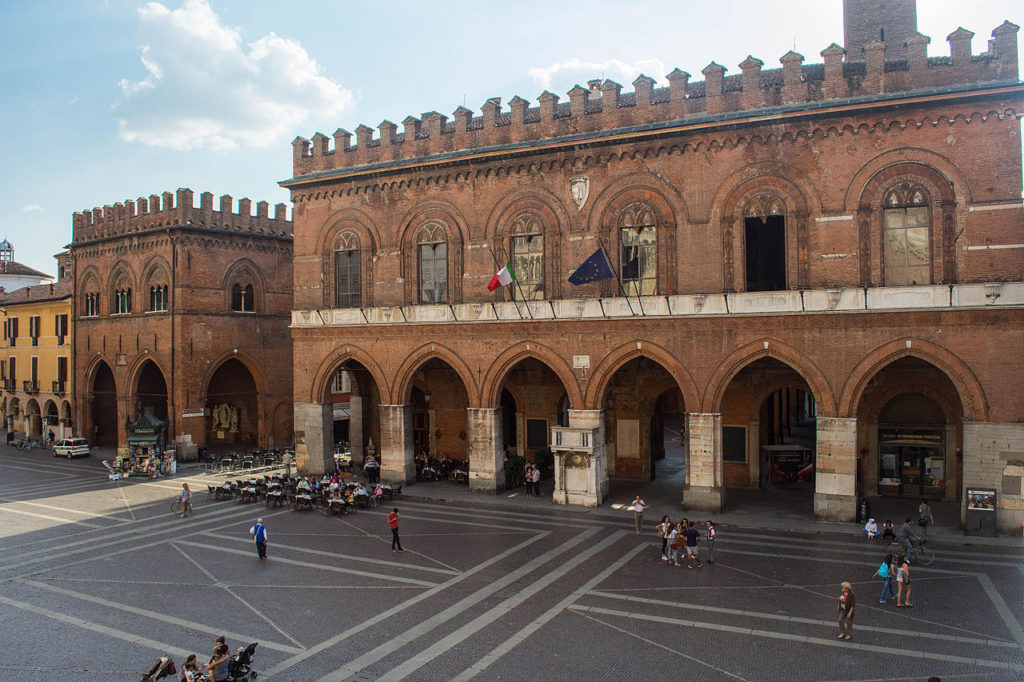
[141,654,176,681]
[228,642,259,680]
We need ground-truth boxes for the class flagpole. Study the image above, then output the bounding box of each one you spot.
[498,244,533,320]
[619,234,647,316]
[598,237,636,316]
[487,244,523,320]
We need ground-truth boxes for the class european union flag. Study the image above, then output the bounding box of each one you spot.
[568,248,614,285]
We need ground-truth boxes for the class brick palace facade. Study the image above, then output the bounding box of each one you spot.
[70,189,294,456]
[283,1,1024,529]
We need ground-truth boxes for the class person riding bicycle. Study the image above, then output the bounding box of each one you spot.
[896,517,919,558]
[178,483,192,517]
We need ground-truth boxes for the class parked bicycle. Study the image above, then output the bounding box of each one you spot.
[172,494,195,517]
[888,537,934,566]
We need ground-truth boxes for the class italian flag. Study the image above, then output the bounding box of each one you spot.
[487,261,516,291]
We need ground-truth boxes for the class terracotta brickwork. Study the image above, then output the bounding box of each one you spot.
[70,188,294,455]
[286,6,1024,528]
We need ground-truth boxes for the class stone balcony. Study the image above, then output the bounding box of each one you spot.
[291,282,1024,328]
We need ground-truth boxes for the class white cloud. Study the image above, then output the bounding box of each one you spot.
[113,0,351,151]
[21,204,43,213]
[528,58,668,92]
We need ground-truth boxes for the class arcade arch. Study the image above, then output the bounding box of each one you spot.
[43,400,59,441]
[206,358,258,448]
[716,357,820,513]
[24,399,41,438]
[90,361,117,447]
[855,356,963,502]
[600,356,686,483]
[135,360,168,423]
[322,359,383,470]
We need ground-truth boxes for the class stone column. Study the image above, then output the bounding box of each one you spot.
[293,402,332,474]
[814,416,857,521]
[943,424,957,502]
[962,421,1024,533]
[379,404,415,484]
[117,395,134,457]
[552,409,607,507]
[466,407,504,493]
[684,413,723,511]
[349,395,364,464]
[747,420,760,487]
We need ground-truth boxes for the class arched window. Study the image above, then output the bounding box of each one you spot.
[417,223,447,304]
[510,214,544,300]
[334,231,361,308]
[883,183,931,286]
[231,283,254,312]
[149,284,168,312]
[113,287,132,314]
[618,204,657,296]
[742,193,786,292]
[83,292,99,317]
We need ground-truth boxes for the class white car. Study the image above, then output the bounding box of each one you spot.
[52,437,90,459]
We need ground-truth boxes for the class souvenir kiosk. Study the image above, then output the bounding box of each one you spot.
[119,408,174,478]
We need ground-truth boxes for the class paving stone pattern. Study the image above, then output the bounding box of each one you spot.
[0,446,1022,681]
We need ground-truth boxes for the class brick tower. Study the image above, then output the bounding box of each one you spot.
[844,0,918,60]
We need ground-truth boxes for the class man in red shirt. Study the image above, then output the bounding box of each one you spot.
[387,507,404,552]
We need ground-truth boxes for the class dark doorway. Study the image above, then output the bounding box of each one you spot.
[91,362,118,447]
[136,361,168,422]
[745,215,786,291]
[501,388,517,455]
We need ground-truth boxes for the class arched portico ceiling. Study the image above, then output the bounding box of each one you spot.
[310,345,389,405]
[393,343,478,406]
[583,340,700,411]
[480,342,582,408]
[839,338,987,421]
[703,339,837,415]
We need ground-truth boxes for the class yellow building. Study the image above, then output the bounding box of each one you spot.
[1,267,73,445]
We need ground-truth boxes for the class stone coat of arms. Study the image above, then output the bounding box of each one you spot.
[570,176,590,211]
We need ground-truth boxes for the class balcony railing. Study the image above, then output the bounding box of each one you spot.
[23,380,39,394]
[2,379,14,394]
[52,380,66,396]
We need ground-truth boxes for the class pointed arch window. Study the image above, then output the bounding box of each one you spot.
[510,214,544,300]
[417,223,447,304]
[149,284,168,312]
[334,231,361,308]
[883,183,931,286]
[231,283,254,312]
[618,204,657,296]
[742,193,787,292]
[83,292,99,317]
[114,287,132,314]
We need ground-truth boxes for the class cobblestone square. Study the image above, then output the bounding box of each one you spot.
[1,448,1022,681]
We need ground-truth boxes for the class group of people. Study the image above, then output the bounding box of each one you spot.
[174,635,232,681]
[864,500,935,545]
[656,515,715,568]
[873,551,913,607]
[842,502,933,641]
[523,463,542,497]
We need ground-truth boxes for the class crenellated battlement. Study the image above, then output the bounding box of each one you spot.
[289,20,1019,179]
[72,187,292,243]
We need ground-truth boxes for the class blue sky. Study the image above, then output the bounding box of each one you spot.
[2,0,1021,277]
